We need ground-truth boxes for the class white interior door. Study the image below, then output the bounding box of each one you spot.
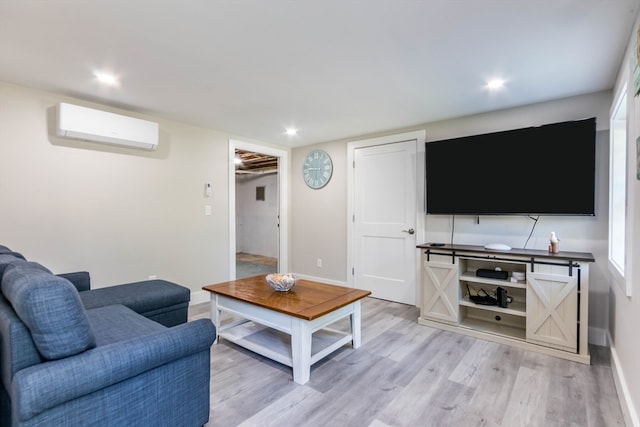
[353,140,417,305]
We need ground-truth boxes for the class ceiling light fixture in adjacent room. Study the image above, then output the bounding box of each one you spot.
[285,128,297,136]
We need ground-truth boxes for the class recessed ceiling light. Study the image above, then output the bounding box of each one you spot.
[94,71,119,86]
[486,79,505,89]
[285,128,297,136]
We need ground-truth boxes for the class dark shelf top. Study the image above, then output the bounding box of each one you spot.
[416,243,595,263]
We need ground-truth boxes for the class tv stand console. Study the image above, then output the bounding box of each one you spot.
[416,243,594,364]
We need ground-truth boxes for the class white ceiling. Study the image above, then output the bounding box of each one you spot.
[1,1,638,147]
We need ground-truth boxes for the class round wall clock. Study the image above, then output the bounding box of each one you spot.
[302,149,333,189]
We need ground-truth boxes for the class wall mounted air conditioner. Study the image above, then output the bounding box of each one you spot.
[56,102,159,150]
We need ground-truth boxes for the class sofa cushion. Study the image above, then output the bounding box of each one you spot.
[86,304,166,346]
[79,280,190,326]
[0,293,43,397]
[0,245,16,254]
[1,261,96,360]
[0,252,26,277]
[57,271,91,292]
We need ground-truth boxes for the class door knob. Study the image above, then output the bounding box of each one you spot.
[402,228,415,235]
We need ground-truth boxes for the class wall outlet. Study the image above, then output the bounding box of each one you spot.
[316,258,322,268]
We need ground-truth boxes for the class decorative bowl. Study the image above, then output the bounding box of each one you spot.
[266,273,297,292]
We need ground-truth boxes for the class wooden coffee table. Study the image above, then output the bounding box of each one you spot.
[202,275,371,384]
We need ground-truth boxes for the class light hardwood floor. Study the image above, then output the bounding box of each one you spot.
[236,253,278,267]
[189,297,625,427]
[236,253,278,279]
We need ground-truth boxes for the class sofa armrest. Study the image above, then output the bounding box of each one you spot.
[56,271,91,291]
[12,319,216,421]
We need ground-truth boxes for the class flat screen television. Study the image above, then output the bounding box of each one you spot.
[425,117,596,215]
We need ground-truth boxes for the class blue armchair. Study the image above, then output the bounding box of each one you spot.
[0,254,216,426]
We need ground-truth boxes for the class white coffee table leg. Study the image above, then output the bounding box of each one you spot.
[210,294,221,344]
[291,319,312,385]
[351,301,362,348]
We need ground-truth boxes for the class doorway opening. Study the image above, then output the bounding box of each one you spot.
[228,140,289,280]
[235,149,279,278]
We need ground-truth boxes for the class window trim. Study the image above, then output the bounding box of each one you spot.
[608,81,633,297]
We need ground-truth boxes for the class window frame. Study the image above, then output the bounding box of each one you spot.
[608,81,633,296]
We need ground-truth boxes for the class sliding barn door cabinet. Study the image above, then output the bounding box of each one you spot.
[417,243,594,364]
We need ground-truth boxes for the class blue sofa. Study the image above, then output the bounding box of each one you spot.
[0,246,216,426]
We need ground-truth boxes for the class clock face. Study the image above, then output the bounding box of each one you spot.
[302,149,333,189]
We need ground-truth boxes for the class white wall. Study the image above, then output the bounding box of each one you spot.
[0,82,266,293]
[235,173,278,257]
[607,14,640,427]
[291,139,348,279]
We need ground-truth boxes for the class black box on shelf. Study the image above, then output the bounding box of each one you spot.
[476,268,509,280]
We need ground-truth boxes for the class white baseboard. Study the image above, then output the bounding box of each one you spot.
[588,326,607,346]
[190,290,210,306]
[608,331,640,427]
[293,274,348,287]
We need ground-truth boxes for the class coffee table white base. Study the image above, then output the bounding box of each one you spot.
[210,294,362,385]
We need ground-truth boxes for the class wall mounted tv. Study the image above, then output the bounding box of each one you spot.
[425,117,596,216]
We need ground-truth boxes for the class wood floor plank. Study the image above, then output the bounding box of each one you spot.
[502,365,549,426]
[188,297,626,427]
[448,339,500,387]
[374,331,477,426]
[544,357,588,426]
[449,344,525,426]
[581,364,626,426]
[236,387,324,427]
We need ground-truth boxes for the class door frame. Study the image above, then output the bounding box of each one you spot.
[346,130,425,302]
[229,139,289,279]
